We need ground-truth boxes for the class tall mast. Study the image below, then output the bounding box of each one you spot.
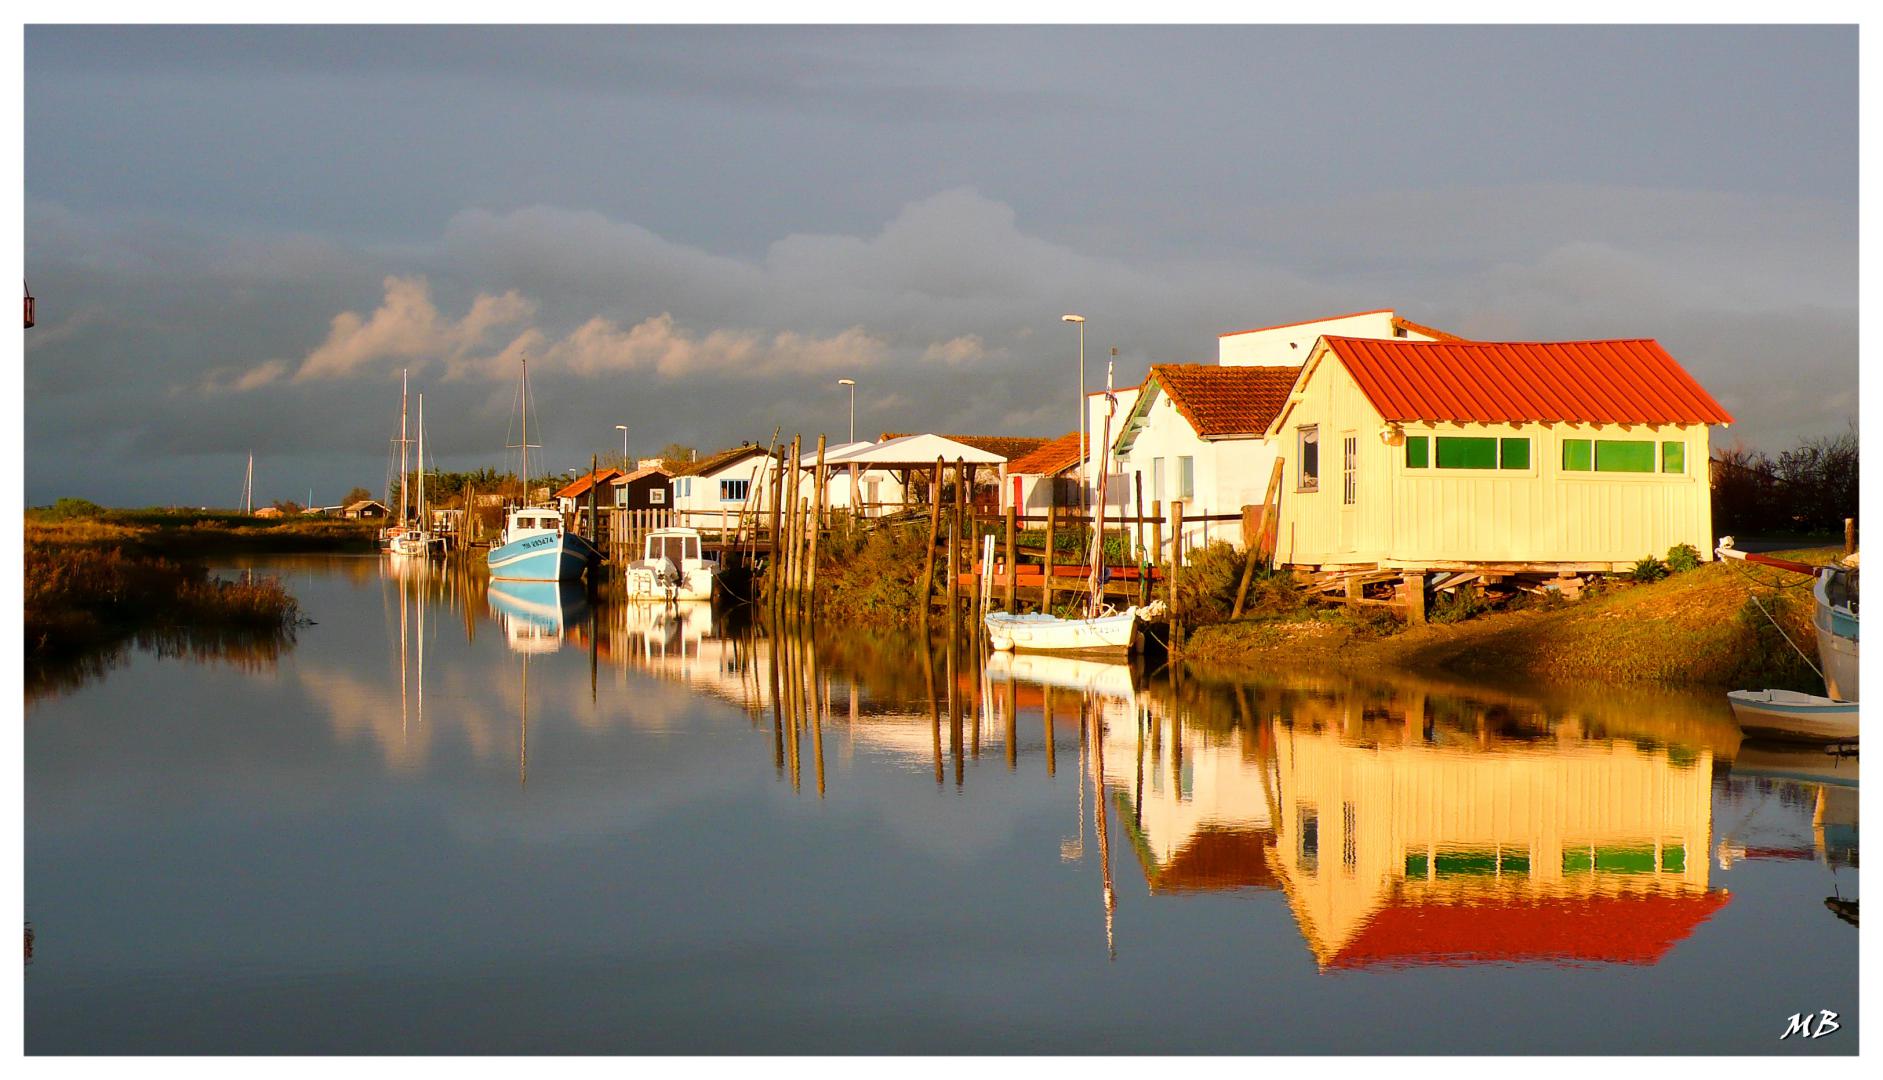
[244,453,253,514]
[416,393,426,530]
[397,369,411,525]
[520,358,529,503]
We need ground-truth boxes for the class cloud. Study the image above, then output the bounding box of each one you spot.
[290,275,535,383]
[540,314,888,379]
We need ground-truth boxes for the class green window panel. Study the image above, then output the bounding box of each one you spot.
[1563,847,1595,873]
[1563,439,1593,472]
[1662,441,1685,474]
[1433,850,1499,877]
[1499,438,1530,469]
[1405,436,1430,469]
[1660,845,1686,872]
[1595,440,1656,473]
[1593,846,1658,874]
[1500,850,1531,875]
[1405,852,1430,878]
[1436,436,1498,469]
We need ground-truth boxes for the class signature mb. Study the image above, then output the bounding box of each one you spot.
[1781,1011,1840,1040]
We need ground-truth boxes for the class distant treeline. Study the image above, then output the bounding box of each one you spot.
[1711,427,1858,538]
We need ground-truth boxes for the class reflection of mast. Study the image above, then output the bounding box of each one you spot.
[519,654,529,787]
[1092,702,1116,959]
[399,568,409,742]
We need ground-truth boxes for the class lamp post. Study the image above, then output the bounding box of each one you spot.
[615,424,629,469]
[837,378,857,444]
[1061,314,1087,507]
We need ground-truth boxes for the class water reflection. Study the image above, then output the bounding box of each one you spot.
[24,557,1861,1052]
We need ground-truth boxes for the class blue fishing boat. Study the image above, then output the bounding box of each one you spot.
[487,508,600,581]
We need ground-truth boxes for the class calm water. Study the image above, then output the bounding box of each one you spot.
[25,555,1859,1054]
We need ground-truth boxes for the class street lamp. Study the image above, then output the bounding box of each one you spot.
[837,378,857,444]
[1061,314,1087,507]
[615,424,629,468]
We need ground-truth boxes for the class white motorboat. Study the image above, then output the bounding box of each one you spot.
[986,606,1142,655]
[1726,689,1859,743]
[621,527,719,602]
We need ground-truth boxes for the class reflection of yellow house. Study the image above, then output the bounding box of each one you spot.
[1105,718,1279,893]
[1271,724,1728,969]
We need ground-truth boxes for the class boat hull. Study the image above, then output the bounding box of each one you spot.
[985,608,1139,655]
[487,532,597,582]
[1728,689,1859,743]
[621,564,717,602]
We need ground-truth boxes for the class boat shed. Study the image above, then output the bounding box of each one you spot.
[816,433,1014,513]
[1266,336,1734,573]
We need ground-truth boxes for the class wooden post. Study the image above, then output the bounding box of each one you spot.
[587,453,598,543]
[920,456,943,623]
[954,457,968,617]
[768,450,785,604]
[1004,502,1018,613]
[1406,572,1427,625]
[794,497,810,608]
[1042,489,1057,614]
[946,515,958,617]
[808,435,827,609]
[1150,500,1163,583]
[1169,500,1184,652]
[1232,457,1288,619]
[1846,517,1857,556]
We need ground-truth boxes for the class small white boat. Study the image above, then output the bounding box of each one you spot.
[621,527,719,601]
[985,606,1142,655]
[1726,689,1859,743]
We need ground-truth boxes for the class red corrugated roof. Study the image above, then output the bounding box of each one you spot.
[1151,363,1302,438]
[1006,432,1084,476]
[1328,890,1731,970]
[1322,337,1734,426]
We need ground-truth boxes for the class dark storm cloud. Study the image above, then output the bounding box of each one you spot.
[23,25,1855,507]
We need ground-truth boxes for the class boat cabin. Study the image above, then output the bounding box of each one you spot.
[643,529,707,566]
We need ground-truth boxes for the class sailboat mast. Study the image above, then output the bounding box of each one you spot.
[416,393,426,530]
[245,452,254,514]
[520,358,529,505]
[398,369,410,525]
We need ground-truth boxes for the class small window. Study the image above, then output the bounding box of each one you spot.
[1342,802,1357,871]
[1405,435,1430,469]
[1499,438,1530,470]
[1342,434,1357,505]
[1595,440,1656,473]
[1435,436,1497,470]
[674,477,692,498]
[1177,456,1195,500]
[1662,441,1685,474]
[648,488,666,505]
[1152,457,1166,503]
[720,479,749,502]
[1563,438,1592,472]
[1297,426,1320,491]
[1298,804,1319,874]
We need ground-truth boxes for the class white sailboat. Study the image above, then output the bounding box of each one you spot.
[389,392,440,558]
[987,354,1148,655]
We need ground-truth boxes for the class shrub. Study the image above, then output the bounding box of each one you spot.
[1431,587,1488,624]
[1630,556,1669,583]
[1171,541,1248,627]
[1665,543,1702,574]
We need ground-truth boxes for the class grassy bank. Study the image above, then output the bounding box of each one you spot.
[23,508,324,671]
[1185,549,1833,691]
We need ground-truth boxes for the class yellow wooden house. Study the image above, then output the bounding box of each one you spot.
[1265,336,1735,572]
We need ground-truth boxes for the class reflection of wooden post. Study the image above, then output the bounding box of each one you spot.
[1043,688,1056,776]
[1004,675,1018,770]
[808,637,825,798]
[946,620,963,787]
[923,632,942,784]
[919,457,943,625]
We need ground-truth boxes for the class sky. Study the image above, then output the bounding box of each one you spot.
[23,24,1857,508]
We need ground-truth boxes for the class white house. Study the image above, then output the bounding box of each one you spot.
[670,444,777,521]
[800,440,909,517]
[1111,364,1301,557]
[1077,385,1143,511]
[1002,432,1083,513]
[1218,309,1457,367]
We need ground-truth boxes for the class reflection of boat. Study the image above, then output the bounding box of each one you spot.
[984,649,1137,700]
[621,528,719,601]
[488,580,590,653]
[1727,690,1859,743]
[1727,741,1858,787]
[1825,896,1858,927]
[986,607,1142,655]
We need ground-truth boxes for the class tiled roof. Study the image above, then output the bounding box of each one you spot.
[1005,432,1084,476]
[1327,890,1731,970]
[611,464,673,484]
[553,468,625,500]
[1149,363,1303,438]
[880,433,1050,462]
[673,445,767,477]
[1321,337,1735,426]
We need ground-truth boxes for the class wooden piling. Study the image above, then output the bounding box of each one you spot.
[1231,456,1288,619]
[1042,491,1057,614]
[946,517,958,616]
[1004,502,1017,612]
[1169,500,1184,652]
[807,434,827,609]
[768,449,785,605]
[920,456,943,624]
[954,457,968,617]
[1150,500,1163,582]
[1847,517,1857,556]
[1406,572,1427,625]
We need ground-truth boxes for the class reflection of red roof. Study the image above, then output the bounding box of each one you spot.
[1321,336,1735,426]
[1328,890,1731,970]
[1007,432,1084,476]
[1151,827,1279,893]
